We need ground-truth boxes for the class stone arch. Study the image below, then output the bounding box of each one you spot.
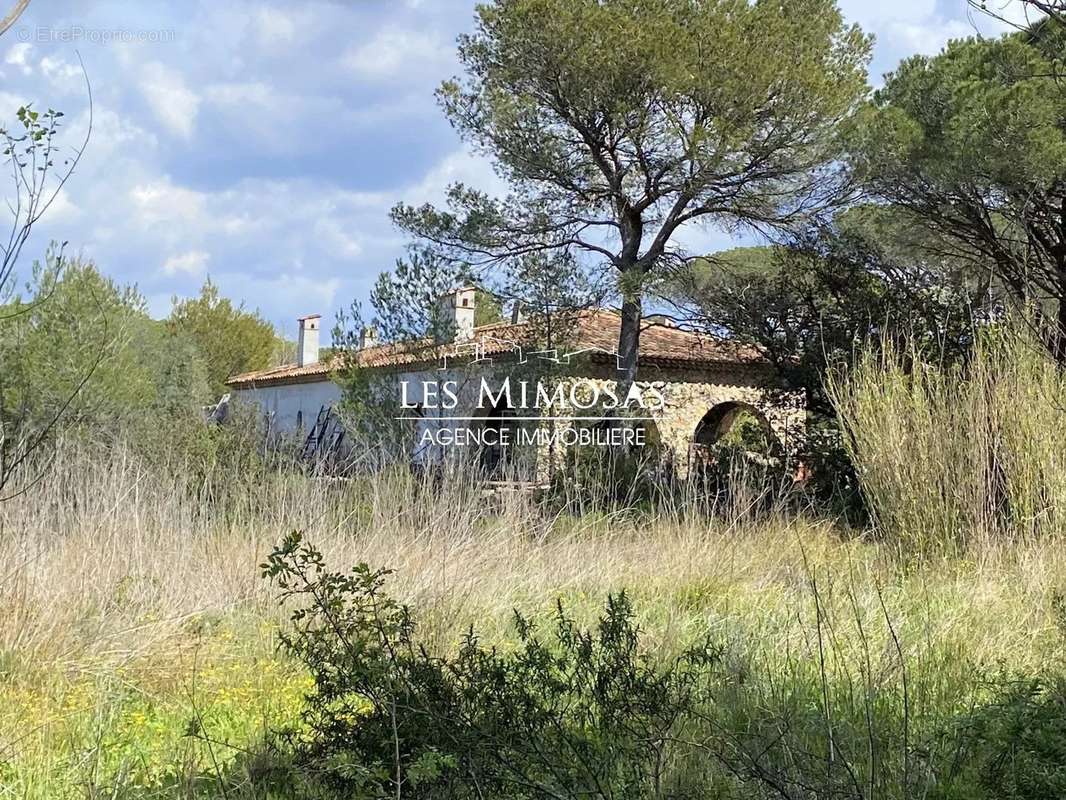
[690,401,783,472]
[693,401,777,449]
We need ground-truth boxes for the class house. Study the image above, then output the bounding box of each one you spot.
[225,288,805,476]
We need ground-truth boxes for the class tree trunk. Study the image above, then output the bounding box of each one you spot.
[617,290,642,399]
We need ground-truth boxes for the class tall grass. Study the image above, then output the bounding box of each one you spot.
[2,416,1066,796]
[0,439,813,676]
[827,322,1066,554]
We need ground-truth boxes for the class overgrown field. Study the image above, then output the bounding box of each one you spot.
[2,448,1065,798]
[5,331,1066,798]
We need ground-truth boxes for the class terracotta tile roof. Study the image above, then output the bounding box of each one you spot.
[226,310,765,389]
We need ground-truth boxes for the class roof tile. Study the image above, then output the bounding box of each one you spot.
[226,310,763,388]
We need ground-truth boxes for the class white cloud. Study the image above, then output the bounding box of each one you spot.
[219,213,259,236]
[255,8,297,46]
[406,148,506,207]
[79,106,158,160]
[886,19,977,56]
[314,218,364,260]
[0,90,29,114]
[0,0,479,332]
[4,43,32,75]
[42,189,80,223]
[838,0,937,28]
[39,56,83,88]
[342,27,453,79]
[217,270,342,321]
[162,249,210,276]
[130,178,206,226]
[138,62,200,139]
[204,81,274,107]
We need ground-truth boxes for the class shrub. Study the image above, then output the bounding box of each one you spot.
[938,678,1066,800]
[262,533,1066,800]
[793,417,869,526]
[262,531,721,800]
[554,436,668,510]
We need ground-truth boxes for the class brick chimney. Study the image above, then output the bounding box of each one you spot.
[435,287,476,342]
[297,314,320,366]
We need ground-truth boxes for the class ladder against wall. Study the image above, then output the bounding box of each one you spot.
[302,405,345,464]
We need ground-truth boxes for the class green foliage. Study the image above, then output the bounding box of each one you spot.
[474,288,502,328]
[334,252,509,467]
[501,251,601,345]
[669,211,985,522]
[939,679,1066,800]
[0,254,269,499]
[0,97,91,495]
[0,253,211,442]
[671,213,981,418]
[845,19,1066,357]
[332,362,414,468]
[556,432,669,511]
[792,416,868,525]
[715,409,772,452]
[1,252,154,429]
[363,250,475,344]
[263,531,720,800]
[137,319,212,417]
[125,399,270,500]
[261,533,1066,800]
[393,0,872,381]
[168,277,277,397]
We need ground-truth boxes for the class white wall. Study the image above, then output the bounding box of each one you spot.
[234,380,343,436]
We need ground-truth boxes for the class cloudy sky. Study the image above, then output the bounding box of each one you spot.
[0,0,1019,338]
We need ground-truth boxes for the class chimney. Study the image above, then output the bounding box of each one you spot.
[435,286,477,342]
[297,314,320,367]
[510,299,525,324]
[359,325,378,350]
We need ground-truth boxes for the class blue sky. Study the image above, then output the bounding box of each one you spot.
[1,0,1019,339]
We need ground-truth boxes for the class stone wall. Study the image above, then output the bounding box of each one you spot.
[543,362,806,478]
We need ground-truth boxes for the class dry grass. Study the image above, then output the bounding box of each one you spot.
[2,413,1066,795]
[827,323,1066,554]
[2,441,1064,680]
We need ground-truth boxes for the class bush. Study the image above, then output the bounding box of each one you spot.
[554,436,669,510]
[793,417,869,526]
[263,533,1066,800]
[262,531,721,800]
[938,679,1066,800]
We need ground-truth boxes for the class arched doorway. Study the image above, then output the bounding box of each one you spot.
[691,401,780,470]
